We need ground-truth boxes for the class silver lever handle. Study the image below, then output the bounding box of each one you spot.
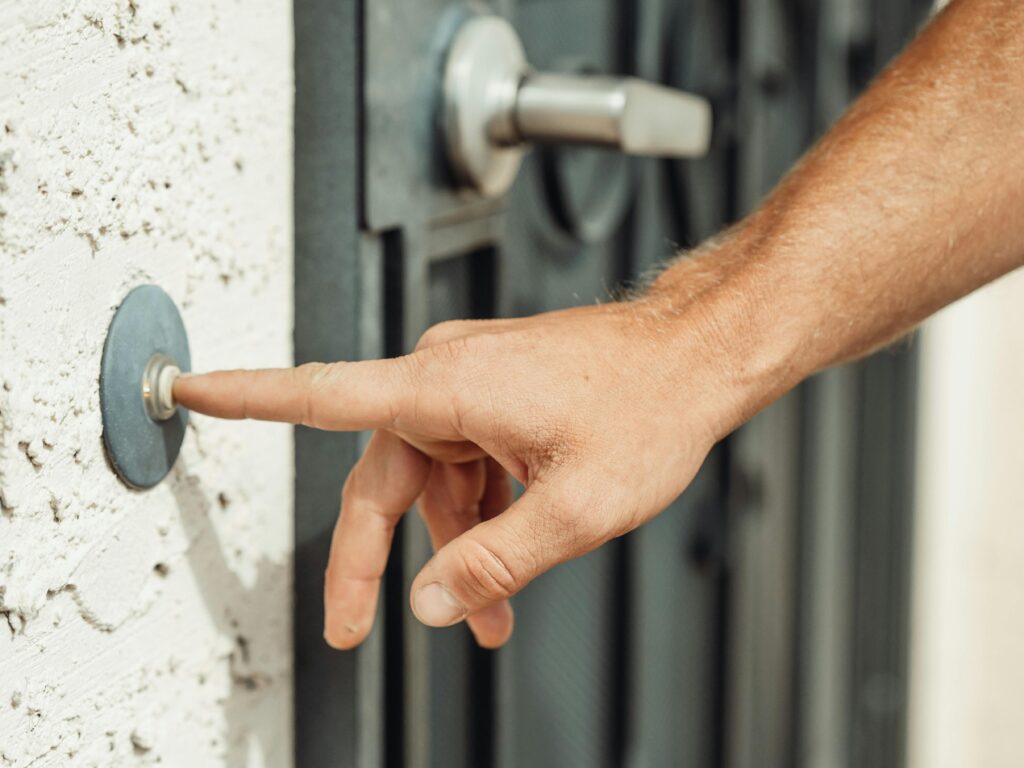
[498,74,711,157]
[443,15,712,198]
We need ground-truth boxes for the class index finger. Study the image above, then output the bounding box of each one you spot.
[172,359,444,432]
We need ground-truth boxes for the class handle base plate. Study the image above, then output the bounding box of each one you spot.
[443,15,527,198]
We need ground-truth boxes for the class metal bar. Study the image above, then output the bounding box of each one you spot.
[293,0,367,765]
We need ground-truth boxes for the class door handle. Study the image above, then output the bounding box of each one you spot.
[443,15,713,198]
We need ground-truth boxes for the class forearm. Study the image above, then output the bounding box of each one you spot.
[650,0,1024,437]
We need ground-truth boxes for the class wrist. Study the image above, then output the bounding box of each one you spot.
[640,226,820,441]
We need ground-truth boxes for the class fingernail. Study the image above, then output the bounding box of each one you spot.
[323,622,360,651]
[413,582,466,627]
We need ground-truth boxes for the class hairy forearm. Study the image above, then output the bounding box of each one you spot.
[650,0,1024,437]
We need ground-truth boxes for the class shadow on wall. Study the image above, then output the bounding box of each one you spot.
[168,460,292,767]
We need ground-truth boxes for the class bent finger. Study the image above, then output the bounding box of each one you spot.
[417,461,514,649]
[480,457,512,521]
[324,430,431,649]
[409,478,604,626]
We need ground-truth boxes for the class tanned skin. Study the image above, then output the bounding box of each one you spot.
[174,0,1024,650]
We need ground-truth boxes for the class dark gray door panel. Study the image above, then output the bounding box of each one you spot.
[293,1,929,766]
[294,1,375,766]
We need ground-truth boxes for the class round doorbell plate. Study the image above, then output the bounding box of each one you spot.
[100,284,191,489]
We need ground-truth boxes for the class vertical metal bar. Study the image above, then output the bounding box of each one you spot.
[399,239,433,768]
[849,351,918,768]
[796,368,858,768]
[357,234,387,768]
[380,229,407,768]
[724,394,802,768]
[293,0,367,765]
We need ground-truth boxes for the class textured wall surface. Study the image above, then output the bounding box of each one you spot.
[0,1,293,765]
[909,267,1024,768]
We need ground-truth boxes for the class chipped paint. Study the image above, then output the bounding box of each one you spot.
[0,1,294,765]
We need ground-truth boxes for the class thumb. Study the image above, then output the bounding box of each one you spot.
[409,481,598,627]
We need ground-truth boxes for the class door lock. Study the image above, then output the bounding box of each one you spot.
[443,14,713,198]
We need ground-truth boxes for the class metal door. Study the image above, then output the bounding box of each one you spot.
[292,1,930,766]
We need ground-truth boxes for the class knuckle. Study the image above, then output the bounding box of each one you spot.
[429,334,474,365]
[417,335,497,397]
[415,321,459,351]
[339,470,364,507]
[341,479,399,526]
[392,352,427,391]
[402,335,477,386]
[297,361,332,384]
[454,538,522,603]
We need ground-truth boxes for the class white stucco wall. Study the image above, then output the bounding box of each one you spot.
[908,267,1024,768]
[0,1,294,765]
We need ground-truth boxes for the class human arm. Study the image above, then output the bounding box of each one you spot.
[174,0,1024,650]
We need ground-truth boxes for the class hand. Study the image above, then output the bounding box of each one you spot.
[176,0,1024,654]
[173,269,766,650]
